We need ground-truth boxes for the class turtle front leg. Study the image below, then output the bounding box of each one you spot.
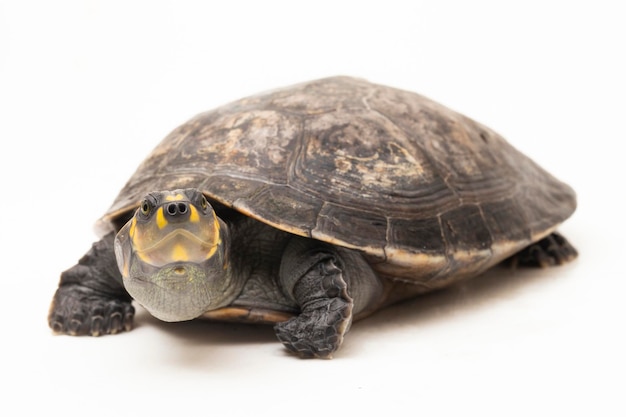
[275,239,354,359]
[49,232,134,336]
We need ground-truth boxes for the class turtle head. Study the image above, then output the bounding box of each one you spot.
[114,189,236,322]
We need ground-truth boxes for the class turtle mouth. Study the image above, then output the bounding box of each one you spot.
[131,263,191,286]
[134,228,219,267]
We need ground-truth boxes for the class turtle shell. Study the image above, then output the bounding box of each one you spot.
[97,76,575,291]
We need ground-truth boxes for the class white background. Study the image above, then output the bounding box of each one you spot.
[1,1,624,415]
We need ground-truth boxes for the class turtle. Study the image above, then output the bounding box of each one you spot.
[48,76,577,358]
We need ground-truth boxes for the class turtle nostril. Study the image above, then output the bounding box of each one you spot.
[166,202,189,217]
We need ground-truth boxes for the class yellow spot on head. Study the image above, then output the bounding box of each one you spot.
[156,207,168,229]
[172,243,189,262]
[212,212,221,241]
[165,194,185,201]
[189,205,199,223]
[129,218,137,239]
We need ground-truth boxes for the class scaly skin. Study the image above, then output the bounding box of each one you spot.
[275,258,353,359]
[48,233,134,336]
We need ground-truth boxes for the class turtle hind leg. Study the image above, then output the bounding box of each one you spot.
[505,232,578,268]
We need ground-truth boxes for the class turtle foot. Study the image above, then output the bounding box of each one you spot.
[49,285,135,336]
[276,239,357,358]
[274,297,352,359]
[507,232,578,268]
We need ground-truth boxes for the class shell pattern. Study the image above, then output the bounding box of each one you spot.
[99,77,576,292]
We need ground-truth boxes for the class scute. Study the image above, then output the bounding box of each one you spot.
[97,76,576,286]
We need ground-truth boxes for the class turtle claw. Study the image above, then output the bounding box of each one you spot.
[69,318,82,336]
[90,315,104,337]
[49,285,135,336]
[274,297,353,359]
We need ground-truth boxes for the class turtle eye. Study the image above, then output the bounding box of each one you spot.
[199,195,209,212]
[140,199,152,216]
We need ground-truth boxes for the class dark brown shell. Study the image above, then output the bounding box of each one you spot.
[98,76,575,291]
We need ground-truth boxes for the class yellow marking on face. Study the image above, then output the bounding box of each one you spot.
[205,245,218,260]
[189,205,200,223]
[129,217,137,239]
[213,212,222,239]
[204,212,222,259]
[212,211,221,245]
[165,194,185,201]
[172,243,189,262]
[156,207,168,229]
[135,250,151,265]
